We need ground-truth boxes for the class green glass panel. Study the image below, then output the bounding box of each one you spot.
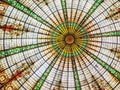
[87,51,120,80]
[80,0,103,24]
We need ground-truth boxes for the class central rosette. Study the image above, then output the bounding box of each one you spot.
[52,22,87,57]
[65,34,74,44]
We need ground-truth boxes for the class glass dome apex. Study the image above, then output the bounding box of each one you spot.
[0,0,120,90]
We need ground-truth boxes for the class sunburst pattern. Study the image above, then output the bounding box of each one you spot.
[52,22,87,57]
[0,0,120,90]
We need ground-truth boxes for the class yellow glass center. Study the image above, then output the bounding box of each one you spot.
[52,22,87,57]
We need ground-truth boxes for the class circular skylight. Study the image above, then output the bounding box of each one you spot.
[0,0,120,90]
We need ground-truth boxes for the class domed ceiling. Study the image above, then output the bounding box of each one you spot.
[0,0,120,90]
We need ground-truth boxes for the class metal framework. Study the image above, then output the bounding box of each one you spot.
[0,0,120,90]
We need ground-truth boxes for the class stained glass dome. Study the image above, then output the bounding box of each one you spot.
[0,0,120,90]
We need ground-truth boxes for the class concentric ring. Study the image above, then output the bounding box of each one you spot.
[0,0,120,90]
[52,22,87,57]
